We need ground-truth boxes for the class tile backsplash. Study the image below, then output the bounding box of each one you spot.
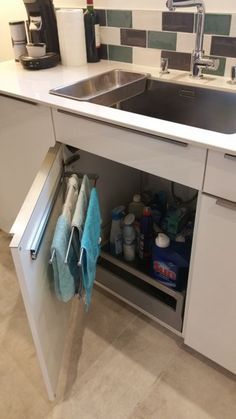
[98,9,236,77]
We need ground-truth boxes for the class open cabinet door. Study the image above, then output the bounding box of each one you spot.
[10,143,72,400]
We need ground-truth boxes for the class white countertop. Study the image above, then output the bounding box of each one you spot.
[0,60,235,154]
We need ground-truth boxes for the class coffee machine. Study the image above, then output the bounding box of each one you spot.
[20,0,60,69]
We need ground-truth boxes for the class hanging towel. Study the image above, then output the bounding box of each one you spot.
[51,214,80,302]
[62,174,79,223]
[72,175,91,240]
[80,188,101,308]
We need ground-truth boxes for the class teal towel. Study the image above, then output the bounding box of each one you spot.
[51,214,80,302]
[81,188,101,308]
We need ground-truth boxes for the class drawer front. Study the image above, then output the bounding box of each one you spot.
[10,144,72,401]
[96,265,184,332]
[204,150,236,202]
[53,109,207,190]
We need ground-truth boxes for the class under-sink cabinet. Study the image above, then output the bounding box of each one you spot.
[10,141,201,400]
[0,94,55,232]
[7,106,236,401]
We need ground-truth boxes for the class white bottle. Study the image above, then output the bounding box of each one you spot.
[123,213,136,262]
[128,194,145,220]
[110,206,125,256]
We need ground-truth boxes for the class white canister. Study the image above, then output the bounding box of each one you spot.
[12,42,27,61]
[9,21,27,42]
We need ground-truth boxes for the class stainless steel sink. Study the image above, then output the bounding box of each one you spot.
[50,69,149,107]
[119,79,236,134]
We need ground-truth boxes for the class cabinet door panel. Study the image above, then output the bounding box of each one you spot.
[52,109,207,190]
[0,95,55,232]
[204,150,236,202]
[10,144,71,400]
[184,194,236,373]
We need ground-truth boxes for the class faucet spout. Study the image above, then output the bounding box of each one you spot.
[166,0,219,78]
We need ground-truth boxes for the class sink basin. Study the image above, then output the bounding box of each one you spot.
[50,69,149,107]
[119,79,236,134]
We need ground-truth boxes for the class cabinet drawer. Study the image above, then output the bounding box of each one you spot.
[52,109,207,190]
[204,150,236,202]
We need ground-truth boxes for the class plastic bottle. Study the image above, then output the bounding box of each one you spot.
[152,233,189,291]
[123,213,136,262]
[110,206,125,256]
[138,207,153,261]
[128,194,145,220]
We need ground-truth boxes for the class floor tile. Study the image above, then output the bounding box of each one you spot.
[1,229,236,419]
[129,347,236,419]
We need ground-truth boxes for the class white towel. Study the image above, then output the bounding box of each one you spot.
[72,175,91,240]
[62,174,79,224]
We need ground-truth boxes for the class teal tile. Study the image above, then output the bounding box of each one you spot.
[148,31,177,51]
[195,13,232,35]
[202,56,226,76]
[107,10,132,28]
[108,45,133,63]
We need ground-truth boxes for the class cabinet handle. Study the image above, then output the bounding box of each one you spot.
[0,93,37,106]
[57,109,188,148]
[224,153,236,161]
[216,198,236,212]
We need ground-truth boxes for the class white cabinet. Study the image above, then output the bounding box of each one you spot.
[7,104,235,401]
[184,193,236,374]
[10,145,71,400]
[10,143,143,400]
[0,94,55,232]
[52,108,207,190]
[204,149,236,202]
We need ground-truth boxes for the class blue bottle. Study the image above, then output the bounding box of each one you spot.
[138,207,153,261]
[152,233,190,291]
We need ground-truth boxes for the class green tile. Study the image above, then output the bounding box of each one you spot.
[202,56,226,76]
[108,45,133,63]
[195,13,232,35]
[148,31,177,51]
[107,10,132,28]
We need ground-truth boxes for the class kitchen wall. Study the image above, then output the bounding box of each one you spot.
[0,0,236,78]
[98,9,236,77]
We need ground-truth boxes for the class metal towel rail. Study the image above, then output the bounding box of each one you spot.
[49,174,99,265]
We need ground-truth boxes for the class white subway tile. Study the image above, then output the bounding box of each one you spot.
[133,10,162,31]
[133,47,161,67]
[100,27,120,45]
[230,14,236,36]
[95,0,236,12]
[202,35,212,55]
[176,33,212,55]
[176,33,195,53]
[225,57,236,77]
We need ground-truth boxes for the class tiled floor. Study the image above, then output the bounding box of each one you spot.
[0,229,235,419]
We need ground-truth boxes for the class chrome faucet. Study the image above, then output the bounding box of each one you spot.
[166,0,219,78]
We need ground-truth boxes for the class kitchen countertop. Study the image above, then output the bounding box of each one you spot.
[0,60,235,154]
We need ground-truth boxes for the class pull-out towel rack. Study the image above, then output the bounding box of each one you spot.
[48,174,99,265]
[64,175,99,265]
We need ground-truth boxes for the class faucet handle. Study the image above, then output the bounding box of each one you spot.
[160,57,170,74]
[231,65,236,84]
